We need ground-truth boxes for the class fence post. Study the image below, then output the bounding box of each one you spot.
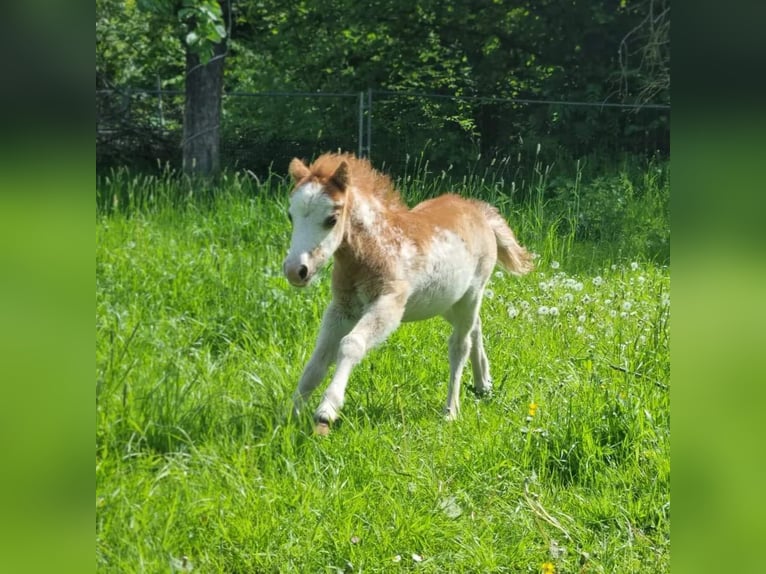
[156,75,164,129]
[358,91,364,158]
[366,88,372,159]
[358,89,373,158]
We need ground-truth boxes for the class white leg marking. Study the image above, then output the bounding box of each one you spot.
[443,290,484,420]
[314,285,407,424]
[444,327,472,420]
[292,303,353,418]
[470,316,492,396]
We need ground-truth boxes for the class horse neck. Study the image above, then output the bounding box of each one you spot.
[335,187,396,271]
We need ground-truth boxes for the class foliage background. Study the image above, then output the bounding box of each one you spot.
[96,0,670,176]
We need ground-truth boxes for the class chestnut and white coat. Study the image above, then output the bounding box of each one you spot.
[283,153,533,434]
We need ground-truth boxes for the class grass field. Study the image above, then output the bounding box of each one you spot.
[96,159,669,572]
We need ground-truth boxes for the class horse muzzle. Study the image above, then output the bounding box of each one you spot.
[283,259,312,287]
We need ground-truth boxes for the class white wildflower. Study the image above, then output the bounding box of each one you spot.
[622,301,632,311]
[631,261,639,271]
[549,306,559,316]
[593,276,603,287]
[610,310,617,318]
[578,314,586,323]
[507,306,520,318]
[538,306,550,316]
[576,325,585,334]
[519,300,530,310]
[561,293,574,304]
[620,311,629,318]
[551,261,560,269]
[485,289,495,299]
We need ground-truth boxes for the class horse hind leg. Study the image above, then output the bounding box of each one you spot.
[444,326,471,421]
[470,316,492,396]
[443,294,482,421]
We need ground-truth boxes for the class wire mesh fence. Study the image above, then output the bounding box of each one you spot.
[96,88,669,177]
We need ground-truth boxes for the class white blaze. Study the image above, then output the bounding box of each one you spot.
[285,182,341,274]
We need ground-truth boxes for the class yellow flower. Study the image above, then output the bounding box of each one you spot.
[528,402,538,417]
[541,561,555,574]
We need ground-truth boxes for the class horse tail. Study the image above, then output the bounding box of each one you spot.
[480,203,534,276]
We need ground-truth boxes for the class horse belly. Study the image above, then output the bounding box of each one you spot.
[401,255,475,322]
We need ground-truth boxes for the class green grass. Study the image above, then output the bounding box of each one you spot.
[96,162,669,572]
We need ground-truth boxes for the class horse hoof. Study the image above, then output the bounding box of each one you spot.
[443,409,459,422]
[314,420,331,436]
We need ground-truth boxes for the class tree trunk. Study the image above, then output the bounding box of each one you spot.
[182,40,226,176]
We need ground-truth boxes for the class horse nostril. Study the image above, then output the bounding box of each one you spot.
[298,265,308,280]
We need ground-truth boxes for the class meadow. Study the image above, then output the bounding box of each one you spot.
[96,158,669,572]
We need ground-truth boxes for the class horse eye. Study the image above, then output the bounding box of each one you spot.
[324,214,338,228]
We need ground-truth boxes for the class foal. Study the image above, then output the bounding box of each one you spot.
[283,153,532,434]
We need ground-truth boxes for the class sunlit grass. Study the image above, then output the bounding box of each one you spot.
[96,161,669,572]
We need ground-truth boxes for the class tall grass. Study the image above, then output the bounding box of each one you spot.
[96,158,669,572]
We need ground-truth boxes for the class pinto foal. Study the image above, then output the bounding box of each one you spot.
[283,153,532,434]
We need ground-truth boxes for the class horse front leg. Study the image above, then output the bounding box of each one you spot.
[314,285,408,434]
[292,303,353,418]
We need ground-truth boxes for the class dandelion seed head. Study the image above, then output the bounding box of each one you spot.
[507,306,520,318]
[578,314,586,323]
[592,276,603,286]
[538,306,550,316]
[549,306,559,316]
[551,261,560,269]
[631,261,639,270]
[622,301,632,311]
[610,310,617,318]
[485,289,495,299]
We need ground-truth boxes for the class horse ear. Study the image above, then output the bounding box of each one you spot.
[331,161,349,191]
[289,158,310,182]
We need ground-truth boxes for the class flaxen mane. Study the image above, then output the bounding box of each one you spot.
[309,153,405,209]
